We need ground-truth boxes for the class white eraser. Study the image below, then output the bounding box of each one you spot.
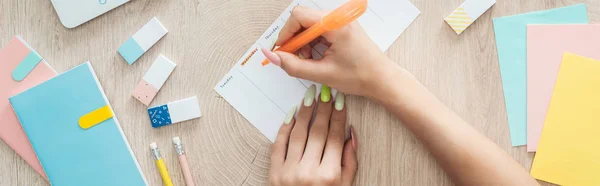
[143,55,176,90]
[445,0,496,34]
[172,136,181,144]
[148,97,201,128]
[118,17,168,65]
[132,55,177,106]
[149,142,158,149]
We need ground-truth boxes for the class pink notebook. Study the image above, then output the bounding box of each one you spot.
[527,24,600,152]
[0,36,56,179]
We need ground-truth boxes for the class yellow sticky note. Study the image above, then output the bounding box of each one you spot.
[531,53,600,186]
[78,105,113,129]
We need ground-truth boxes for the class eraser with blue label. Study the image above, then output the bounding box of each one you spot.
[118,17,168,65]
[148,97,201,128]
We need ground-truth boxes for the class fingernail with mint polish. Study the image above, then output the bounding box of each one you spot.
[335,92,345,111]
[284,105,296,125]
[304,85,316,107]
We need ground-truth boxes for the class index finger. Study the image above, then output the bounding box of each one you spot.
[276,6,327,46]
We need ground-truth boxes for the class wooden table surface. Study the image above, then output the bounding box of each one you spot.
[1,0,598,185]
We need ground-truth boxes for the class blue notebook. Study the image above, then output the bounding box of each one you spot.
[9,62,147,186]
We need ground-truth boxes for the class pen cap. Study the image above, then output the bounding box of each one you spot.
[321,0,368,31]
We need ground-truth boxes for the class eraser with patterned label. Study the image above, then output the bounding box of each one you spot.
[148,97,201,128]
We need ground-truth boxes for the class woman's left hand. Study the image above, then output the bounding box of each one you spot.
[269,85,358,186]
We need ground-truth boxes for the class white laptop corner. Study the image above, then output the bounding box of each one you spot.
[51,0,130,28]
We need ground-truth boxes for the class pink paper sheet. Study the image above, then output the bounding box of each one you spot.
[0,36,55,179]
[527,24,600,152]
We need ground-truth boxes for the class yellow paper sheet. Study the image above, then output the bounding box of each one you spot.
[531,53,600,186]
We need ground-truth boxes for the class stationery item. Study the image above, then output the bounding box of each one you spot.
[261,0,368,66]
[530,53,600,186]
[444,0,495,34]
[215,0,420,142]
[50,0,129,28]
[119,17,168,65]
[132,55,177,106]
[492,4,588,146]
[526,24,600,152]
[150,142,174,186]
[172,137,195,186]
[0,36,55,179]
[9,62,147,186]
[148,97,201,128]
[78,105,114,129]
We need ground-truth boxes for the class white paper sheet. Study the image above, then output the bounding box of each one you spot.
[214,0,420,142]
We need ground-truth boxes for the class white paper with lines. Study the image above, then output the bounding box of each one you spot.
[215,0,420,142]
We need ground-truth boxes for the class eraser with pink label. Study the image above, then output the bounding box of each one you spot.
[132,55,176,105]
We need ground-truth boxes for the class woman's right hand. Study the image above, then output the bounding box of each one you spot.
[261,6,406,98]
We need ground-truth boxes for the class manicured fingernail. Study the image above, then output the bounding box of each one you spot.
[284,105,296,125]
[304,85,316,107]
[350,126,358,150]
[261,48,281,66]
[321,85,331,102]
[335,92,345,111]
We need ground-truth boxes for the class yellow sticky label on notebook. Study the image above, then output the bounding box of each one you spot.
[78,105,113,129]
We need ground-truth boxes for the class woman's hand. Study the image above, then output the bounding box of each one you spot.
[261,6,403,98]
[269,85,358,186]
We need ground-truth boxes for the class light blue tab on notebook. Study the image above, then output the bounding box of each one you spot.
[9,62,147,186]
[493,4,588,146]
[12,51,42,81]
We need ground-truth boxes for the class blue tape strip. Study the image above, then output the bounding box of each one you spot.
[118,38,145,65]
[12,51,43,81]
[148,104,173,128]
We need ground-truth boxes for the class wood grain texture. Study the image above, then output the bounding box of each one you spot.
[1,0,598,185]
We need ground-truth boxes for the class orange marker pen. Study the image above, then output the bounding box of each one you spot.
[262,0,368,66]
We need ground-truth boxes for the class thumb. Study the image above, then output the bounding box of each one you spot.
[261,48,332,81]
[341,138,358,186]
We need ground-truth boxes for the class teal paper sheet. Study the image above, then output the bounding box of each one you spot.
[493,4,588,146]
[9,63,147,186]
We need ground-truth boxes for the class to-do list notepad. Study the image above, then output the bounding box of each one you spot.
[214,0,420,142]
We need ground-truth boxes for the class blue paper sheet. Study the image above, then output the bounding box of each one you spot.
[9,63,147,186]
[493,4,588,146]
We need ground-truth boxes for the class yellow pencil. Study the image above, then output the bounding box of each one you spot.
[150,142,173,186]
